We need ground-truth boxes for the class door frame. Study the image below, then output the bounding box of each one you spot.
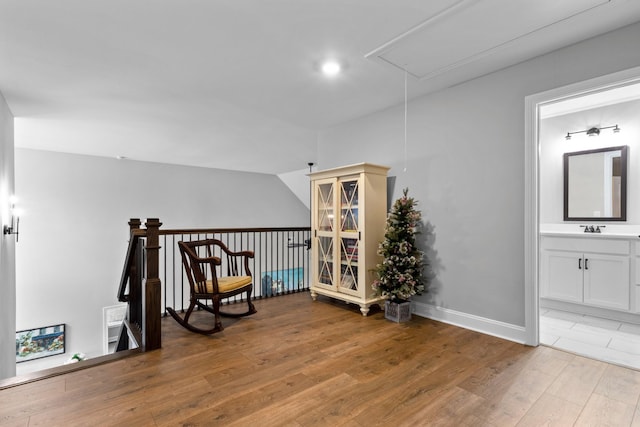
[524,65,640,345]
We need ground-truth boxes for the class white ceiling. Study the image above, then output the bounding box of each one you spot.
[2,0,640,174]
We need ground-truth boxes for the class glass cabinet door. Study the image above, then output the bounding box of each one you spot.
[315,180,336,288]
[317,182,334,232]
[313,176,362,294]
[339,237,359,293]
[317,236,334,286]
[340,179,358,232]
[338,178,360,294]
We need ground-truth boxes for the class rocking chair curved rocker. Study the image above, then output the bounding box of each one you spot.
[166,239,257,335]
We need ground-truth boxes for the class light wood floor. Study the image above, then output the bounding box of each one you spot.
[3,292,640,426]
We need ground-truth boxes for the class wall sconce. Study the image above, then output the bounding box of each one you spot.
[4,196,20,242]
[565,124,620,140]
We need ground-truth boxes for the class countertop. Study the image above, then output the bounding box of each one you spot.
[540,224,640,239]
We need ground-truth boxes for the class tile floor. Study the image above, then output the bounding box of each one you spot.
[540,308,640,370]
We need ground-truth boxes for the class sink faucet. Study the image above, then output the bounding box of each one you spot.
[581,225,606,233]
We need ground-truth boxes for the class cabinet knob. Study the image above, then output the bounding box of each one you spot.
[578,258,582,269]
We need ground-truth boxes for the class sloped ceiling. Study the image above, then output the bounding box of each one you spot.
[1,0,640,174]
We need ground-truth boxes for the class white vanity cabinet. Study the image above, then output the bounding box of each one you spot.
[540,236,630,311]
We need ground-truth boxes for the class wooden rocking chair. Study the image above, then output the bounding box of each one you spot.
[166,239,257,334]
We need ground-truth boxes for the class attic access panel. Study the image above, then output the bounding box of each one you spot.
[366,0,610,80]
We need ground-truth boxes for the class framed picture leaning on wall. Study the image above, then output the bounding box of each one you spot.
[16,324,65,363]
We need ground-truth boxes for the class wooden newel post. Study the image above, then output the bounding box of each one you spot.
[144,218,162,351]
[128,218,141,232]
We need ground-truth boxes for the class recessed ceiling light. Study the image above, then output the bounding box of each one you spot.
[321,60,341,77]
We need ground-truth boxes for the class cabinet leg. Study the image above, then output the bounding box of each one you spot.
[310,290,317,301]
[359,305,370,317]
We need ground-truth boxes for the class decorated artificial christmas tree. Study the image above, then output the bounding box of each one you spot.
[372,188,425,303]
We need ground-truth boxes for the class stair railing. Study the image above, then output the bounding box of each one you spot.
[116,218,162,352]
[116,218,311,354]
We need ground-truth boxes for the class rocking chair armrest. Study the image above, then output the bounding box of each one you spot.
[194,255,222,265]
[224,249,255,259]
[236,250,255,259]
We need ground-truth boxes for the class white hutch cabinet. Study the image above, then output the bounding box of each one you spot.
[309,163,389,316]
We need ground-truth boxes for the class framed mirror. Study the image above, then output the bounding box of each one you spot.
[563,145,627,221]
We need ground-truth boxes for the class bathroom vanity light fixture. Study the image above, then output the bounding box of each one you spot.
[565,124,620,140]
[3,195,20,242]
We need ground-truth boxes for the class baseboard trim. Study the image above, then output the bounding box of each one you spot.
[412,301,528,345]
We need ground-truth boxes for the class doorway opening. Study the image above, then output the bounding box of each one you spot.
[525,66,640,369]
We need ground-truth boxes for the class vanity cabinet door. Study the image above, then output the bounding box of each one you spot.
[540,250,584,303]
[583,254,630,310]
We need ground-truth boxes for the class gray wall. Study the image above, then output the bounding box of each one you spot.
[318,22,640,334]
[0,92,15,380]
[14,148,309,374]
